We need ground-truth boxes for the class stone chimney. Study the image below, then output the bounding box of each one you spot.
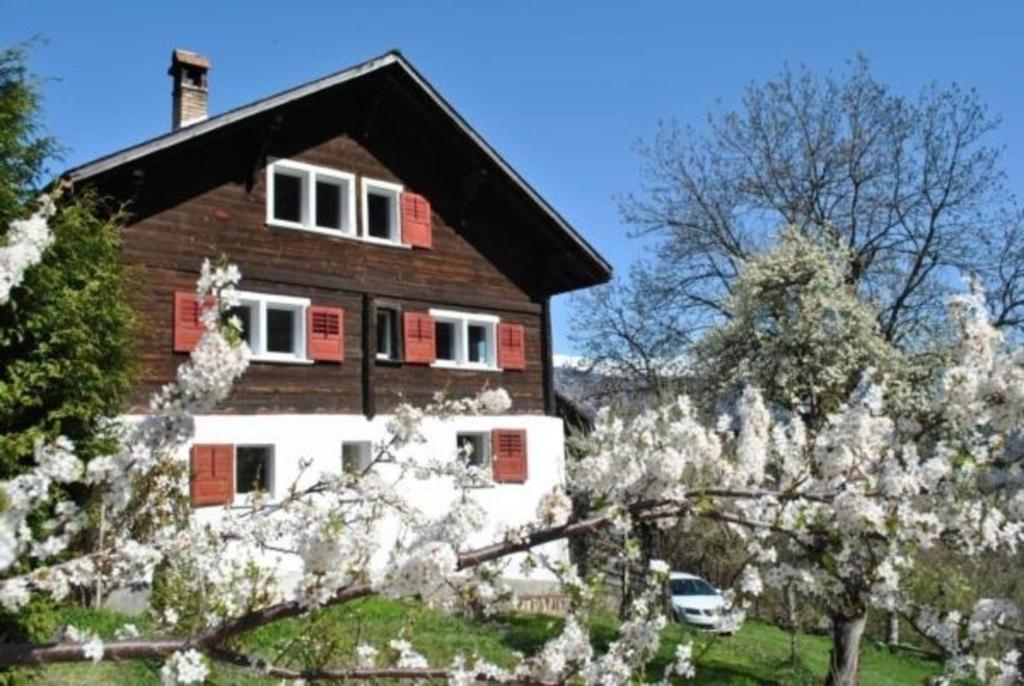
[168,49,210,130]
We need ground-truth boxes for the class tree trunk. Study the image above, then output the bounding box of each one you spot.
[826,612,867,686]
[618,522,657,619]
[785,583,799,664]
[93,501,107,609]
[885,611,899,648]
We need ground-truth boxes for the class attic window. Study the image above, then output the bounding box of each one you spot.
[273,170,303,224]
[267,159,355,236]
[362,178,402,244]
[316,179,343,229]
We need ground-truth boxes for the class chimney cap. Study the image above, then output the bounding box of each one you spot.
[169,48,211,72]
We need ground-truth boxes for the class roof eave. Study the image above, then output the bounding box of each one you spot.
[64,50,613,285]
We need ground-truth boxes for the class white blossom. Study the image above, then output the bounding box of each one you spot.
[536,488,573,527]
[355,643,378,668]
[160,649,209,685]
[0,194,56,305]
[2,197,1023,684]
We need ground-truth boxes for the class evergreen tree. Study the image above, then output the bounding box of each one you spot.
[0,45,134,478]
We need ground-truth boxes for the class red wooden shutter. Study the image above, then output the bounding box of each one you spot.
[401,192,432,249]
[174,291,208,352]
[190,444,235,507]
[403,311,436,364]
[307,306,344,362]
[497,323,526,371]
[492,429,528,483]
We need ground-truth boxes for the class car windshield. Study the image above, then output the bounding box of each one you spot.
[670,578,718,596]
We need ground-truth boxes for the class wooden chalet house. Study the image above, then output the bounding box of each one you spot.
[65,49,611,583]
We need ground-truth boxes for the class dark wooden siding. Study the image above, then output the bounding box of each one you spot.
[121,131,548,415]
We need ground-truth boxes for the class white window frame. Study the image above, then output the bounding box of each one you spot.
[429,309,500,371]
[234,290,312,364]
[266,159,356,237]
[361,178,404,246]
[234,444,275,504]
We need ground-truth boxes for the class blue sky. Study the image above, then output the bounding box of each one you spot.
[4,1,1023,354]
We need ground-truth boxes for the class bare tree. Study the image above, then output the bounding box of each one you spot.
[564,265,694,402]
[573,56,1021,373]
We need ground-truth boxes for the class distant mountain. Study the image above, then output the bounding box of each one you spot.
[553,354,694,421]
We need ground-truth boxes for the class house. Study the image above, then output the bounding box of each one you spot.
[64,49,611,588]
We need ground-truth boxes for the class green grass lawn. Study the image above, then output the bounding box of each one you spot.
[22,599,941,685]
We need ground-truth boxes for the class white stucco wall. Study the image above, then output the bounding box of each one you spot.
[179,412,569,585]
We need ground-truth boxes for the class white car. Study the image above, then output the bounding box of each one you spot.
[669,572,738,633]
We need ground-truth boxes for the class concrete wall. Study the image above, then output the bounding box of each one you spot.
[176,412,569,584]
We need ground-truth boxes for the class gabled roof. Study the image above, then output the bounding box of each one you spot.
[65,50,612,289]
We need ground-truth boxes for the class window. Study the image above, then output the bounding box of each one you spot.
[669,578,719,597]
[266,307,296,354]
[435,320,457,362]
[233,291,311,363]
[429,309,499,370]
[273,170,303,224]
[367,194,391,238]
[456,432,491,469]
[236,446,273,497]
[376,307,400,361]
[342,441,373,474]
[468,324,488,364]
[267,159,355,236]
[316,179,343,229]
[362,179,402,243]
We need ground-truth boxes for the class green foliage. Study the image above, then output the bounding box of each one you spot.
[0,192,135,477]
[695,227,902,424]
[149,549,278,638]
[0,43,57,229]
[0,595,60,644]
[16,598,941,684]
[3,605,157,686]
[0,43,134,478]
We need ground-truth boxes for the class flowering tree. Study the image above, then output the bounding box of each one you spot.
[0,196,698,684]
[574,273,1024,685]
[1,197,1023,686]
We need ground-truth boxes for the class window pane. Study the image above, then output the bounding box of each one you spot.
[236,446,270,494]
[316,179,342,229]
[266,308,295,353]
[468,325,487,363]
[436,321,455,361]
[376,309,394,358]
[226,305,253,347]
[273,172,303,223]
[669,579,717,596]
[342,442,372,474]
[457,434,489,468]
[367,192,392,239]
